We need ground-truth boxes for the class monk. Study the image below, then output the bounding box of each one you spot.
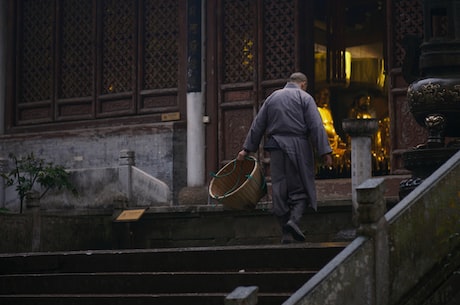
[237,72,332,243]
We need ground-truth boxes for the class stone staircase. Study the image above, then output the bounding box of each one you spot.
[0,242,347,305]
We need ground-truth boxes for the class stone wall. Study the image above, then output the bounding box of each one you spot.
[283,150,460,305]
[0,202,355,253]
[0,212,114,253]
[0,122,187,211]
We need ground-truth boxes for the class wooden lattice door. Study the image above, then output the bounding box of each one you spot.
[206,0,313,177]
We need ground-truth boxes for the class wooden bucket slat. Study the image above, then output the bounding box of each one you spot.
[209,157,266,210]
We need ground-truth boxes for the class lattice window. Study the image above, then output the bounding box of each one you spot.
[101,0,135,95]
[13,0,182,127]
[143,0,179,90]
[222,0,256,84]
[393,0,423,67]
[60,0,93,99]
[263,0,296,80]
[20,0,54,104]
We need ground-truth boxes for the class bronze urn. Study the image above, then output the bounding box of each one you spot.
[400,0,460,198]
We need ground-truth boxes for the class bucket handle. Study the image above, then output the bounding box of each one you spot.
[210,159,244,200]
[210,157,266,200]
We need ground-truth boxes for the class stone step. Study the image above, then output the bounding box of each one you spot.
[0,293,290,305]
[0,242,347,274]
[0,243,348,305]
[0,271,315,294]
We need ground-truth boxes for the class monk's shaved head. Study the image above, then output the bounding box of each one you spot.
[289,72,307,83]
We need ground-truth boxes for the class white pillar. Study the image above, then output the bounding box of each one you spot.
[186,0,205,187]
[187,92,205,186]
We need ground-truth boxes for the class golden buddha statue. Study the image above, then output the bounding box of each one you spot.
[315,88,347,177]
[349,93,376,119]
[316,88,341,151]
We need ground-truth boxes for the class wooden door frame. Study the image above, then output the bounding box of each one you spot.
[204,0,314,182]
[204,0,219,182]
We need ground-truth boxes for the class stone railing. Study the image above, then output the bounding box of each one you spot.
[281,150,460,305]
[226,150,460,305]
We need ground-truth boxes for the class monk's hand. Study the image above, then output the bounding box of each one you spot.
[237,149,249,161]
[322,153,333,169]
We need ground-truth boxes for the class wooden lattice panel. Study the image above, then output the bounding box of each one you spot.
[392,0,423,68]
[20,0,54,104]
[263,0,296,80]
[13,0,182,128]
[223,0,256,84]
[60,0,93,99]
[101,0,135,95]
[143,0,179,90]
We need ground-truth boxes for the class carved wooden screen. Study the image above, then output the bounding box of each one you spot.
[140,0,180,114]
[98,0,136,117]
[262,0,296,81]
[17,0,54,124]
[387,0,426,173]
[10,0,182,129]
[216,0,299,165]
[59,0,95,120]
[218,0,258,163]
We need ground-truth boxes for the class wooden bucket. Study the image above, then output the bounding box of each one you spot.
[209,156,267,210]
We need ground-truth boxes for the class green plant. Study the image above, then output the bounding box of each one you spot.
[1,153,78,213]
[0,207,9,213]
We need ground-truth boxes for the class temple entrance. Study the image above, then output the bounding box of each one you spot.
[312,0,390,178]
[205,0,314,178]
[205,0,390,181]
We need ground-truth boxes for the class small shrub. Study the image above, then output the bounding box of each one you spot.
[1,153,78,213]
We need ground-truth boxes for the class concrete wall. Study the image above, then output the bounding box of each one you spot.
[0,122,187,210]
[0,212,114,253]
[29,165,172,212]
[0,201,355,253]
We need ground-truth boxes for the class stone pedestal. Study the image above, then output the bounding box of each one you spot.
[25,191,41,252]
[356,177,389,305]
[342,118,379,226]
[119,150,135,204]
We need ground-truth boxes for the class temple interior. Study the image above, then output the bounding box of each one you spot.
[312,0,390,178]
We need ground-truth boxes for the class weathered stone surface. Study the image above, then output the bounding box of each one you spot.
[178,186,208,205]
[225,286,258,305]
[0,123,186,211]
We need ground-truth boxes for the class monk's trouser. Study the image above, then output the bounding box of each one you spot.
[270,149,307,226]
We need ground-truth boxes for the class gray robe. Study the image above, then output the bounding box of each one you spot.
[243,82,332,210]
